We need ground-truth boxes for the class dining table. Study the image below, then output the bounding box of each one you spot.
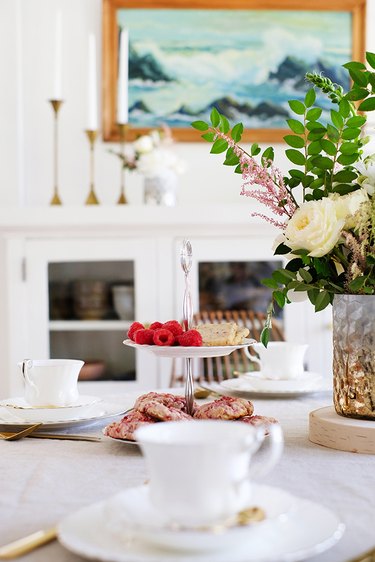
[0,381,374,562]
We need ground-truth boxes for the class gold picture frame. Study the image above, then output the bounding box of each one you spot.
[102,0,366,143]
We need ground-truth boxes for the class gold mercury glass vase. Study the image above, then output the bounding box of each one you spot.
[332,294,375,420]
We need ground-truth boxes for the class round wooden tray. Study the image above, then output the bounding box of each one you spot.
[309,406,375,455]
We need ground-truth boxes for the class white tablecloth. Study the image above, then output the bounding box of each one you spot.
[0,382,374,562]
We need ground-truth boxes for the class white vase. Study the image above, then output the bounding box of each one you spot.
[143,169,178,206]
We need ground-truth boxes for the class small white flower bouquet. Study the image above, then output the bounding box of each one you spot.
[111,126,186,178]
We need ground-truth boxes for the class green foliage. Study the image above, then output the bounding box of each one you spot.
[191,52,375,329]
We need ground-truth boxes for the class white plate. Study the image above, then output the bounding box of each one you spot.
[0,401,128,429]
[218,378,324,398]
[239,372,323,392]
[1,394,100,410]
[102,484,295,553]
[58,488,344,562]
[123,338,256,358]
[0,395,101,422]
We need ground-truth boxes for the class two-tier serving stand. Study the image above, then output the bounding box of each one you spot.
[126,239,255,414]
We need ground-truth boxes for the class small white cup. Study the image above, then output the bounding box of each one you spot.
[245,342,308,380]
[135,419,283,528]
[18,359,84,407]
[112,285,134,320]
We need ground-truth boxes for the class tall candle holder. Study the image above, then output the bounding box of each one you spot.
[49,99,64,205]
[117,123,129,205]
[84,129,99,205]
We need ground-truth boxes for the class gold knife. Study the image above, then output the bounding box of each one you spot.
[0,432,101,442]
[28,433,101,442]
[0,527,57,559]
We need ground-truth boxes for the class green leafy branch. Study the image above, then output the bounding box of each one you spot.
[191,52,375,346]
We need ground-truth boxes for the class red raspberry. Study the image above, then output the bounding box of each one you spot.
[153,328,175,346]
[162,320,183,337]
[128,322,144,341]
[177,330,203,347]
[134,329,155,345]
[149,321,163,330]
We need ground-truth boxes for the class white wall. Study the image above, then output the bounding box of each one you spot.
[0,0,374,208]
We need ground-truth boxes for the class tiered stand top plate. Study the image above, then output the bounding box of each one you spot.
[123,338,256,358]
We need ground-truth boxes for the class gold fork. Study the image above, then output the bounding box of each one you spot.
[194,385,222,399]
[0,423,43,441]
[0,527,57,559]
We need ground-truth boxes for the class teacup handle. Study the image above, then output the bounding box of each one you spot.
[244,347,262,369]
[19,359,37,390]
[249,423,284,479]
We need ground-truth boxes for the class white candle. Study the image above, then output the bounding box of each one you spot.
[117,28,129,124]
[87,34,98,130]
[53,11,62,99]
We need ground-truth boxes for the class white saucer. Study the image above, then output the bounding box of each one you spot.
[0,395,101,422]
[58,487,344,562]
[218,374,323,398]
[1,395,100,410]
[102,484,295,552]
[124,338,256,358]
[0,400,127,428]
[239,372,323,392]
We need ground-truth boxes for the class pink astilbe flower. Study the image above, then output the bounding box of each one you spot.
[216,132,297,229]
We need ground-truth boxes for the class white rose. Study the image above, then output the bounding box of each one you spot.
[149,130,161,147]
[360,178,375,196]
[272,233,286,252]
[133,135,154,154]
[272,233,294,260]
[329,189,369,229]
[137,148,185,177]
[284,199,346,258]
[356,160,375,196]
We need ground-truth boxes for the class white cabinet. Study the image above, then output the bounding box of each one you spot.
[0,205,333,398]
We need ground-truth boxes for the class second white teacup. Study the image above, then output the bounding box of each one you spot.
[135,419,283,528]
[18,359,84,407]
[245,342,308,380]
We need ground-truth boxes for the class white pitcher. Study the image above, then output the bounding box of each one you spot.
[18,359,83,407]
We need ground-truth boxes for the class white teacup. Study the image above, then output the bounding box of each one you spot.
[135,419,283,528]
[245,342,308,380]
[18,359,84,407]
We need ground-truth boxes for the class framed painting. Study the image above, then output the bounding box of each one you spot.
[102,0,366,142]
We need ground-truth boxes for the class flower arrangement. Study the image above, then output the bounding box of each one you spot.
[192,52,375,345]
[110,126,186,178]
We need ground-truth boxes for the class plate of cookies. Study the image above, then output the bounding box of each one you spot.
[103,391,278,443]
[124,320,256,358]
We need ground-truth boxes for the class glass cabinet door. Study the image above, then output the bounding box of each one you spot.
[25,238,159,388]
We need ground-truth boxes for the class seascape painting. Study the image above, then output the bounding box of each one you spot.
[117,9,352,131]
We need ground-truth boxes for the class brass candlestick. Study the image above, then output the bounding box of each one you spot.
[49,99,64,205]
[117,123,129,204]
[84,129,99,205]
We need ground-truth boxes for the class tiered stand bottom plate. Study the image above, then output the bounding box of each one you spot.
[309,406,375,454]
